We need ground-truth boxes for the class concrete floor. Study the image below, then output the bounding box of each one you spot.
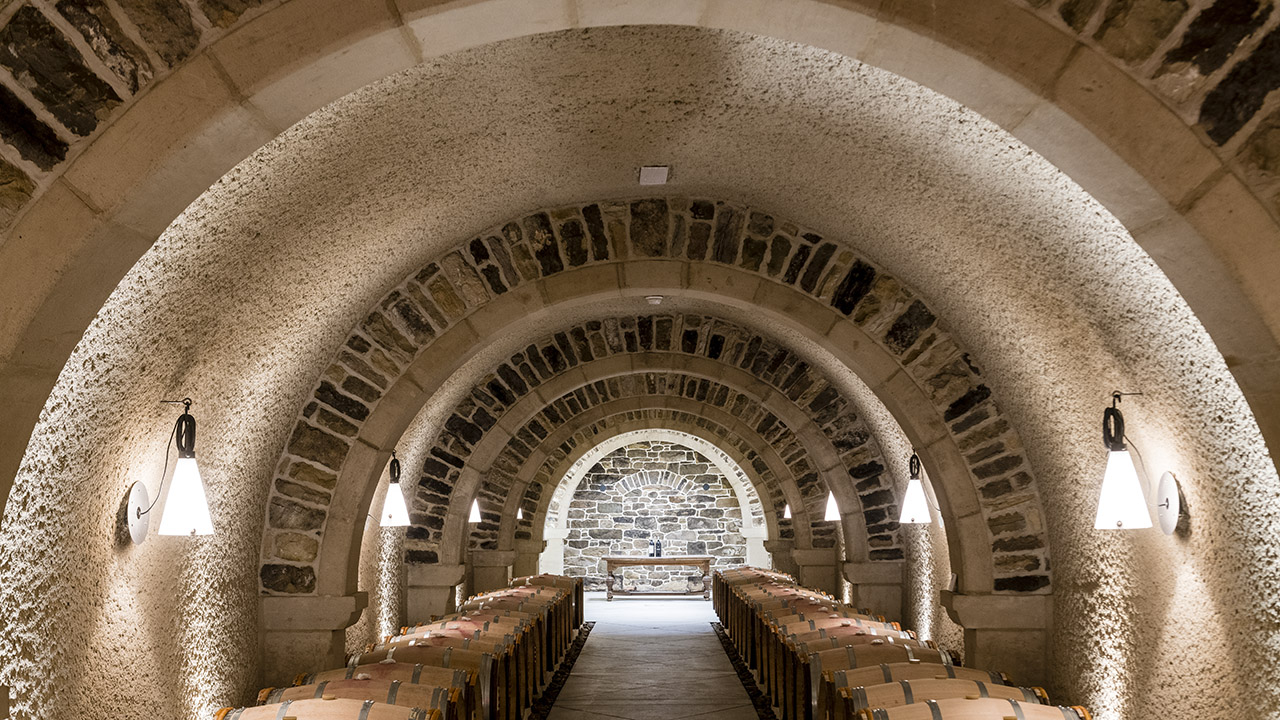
[547,592,759,720]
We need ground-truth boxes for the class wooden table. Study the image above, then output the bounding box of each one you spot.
[603,555,714,601]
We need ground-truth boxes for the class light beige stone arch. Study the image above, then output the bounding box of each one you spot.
[3,0,1277,529]
[537,428,770,573]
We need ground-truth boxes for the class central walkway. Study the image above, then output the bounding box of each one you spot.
[548,592,759,720]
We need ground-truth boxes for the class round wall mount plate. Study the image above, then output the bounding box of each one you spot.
[1156,471,1180,535]
[127,482,150,544]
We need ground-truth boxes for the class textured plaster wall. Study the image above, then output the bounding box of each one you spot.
[1,24,1275,720]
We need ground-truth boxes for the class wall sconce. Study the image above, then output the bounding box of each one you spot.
[380,451,410,527]
[824,491,839,521]
[516,506,524,521]
[898,452,931,524]
[1094,391,1152,530]
[783,503,791,519]
[469,499,482,523]
[126,398,215,543]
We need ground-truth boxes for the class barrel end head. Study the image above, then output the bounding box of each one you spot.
[214,708,233,720]
[291,674,308,687]
[256,687,274,704]
[1072,706,1093,720]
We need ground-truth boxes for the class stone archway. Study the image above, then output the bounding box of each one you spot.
[539,428,769,577]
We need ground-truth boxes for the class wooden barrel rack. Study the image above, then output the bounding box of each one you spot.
[218,574,584,720]
[712,568,1092,720]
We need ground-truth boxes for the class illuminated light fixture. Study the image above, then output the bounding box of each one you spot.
[469,499,482,523]
[898,452,931,524]
[517,507,524,521]
[824,491,840,521]
[638,165,669,185]
[1094,391,1152,530]
[380,451,410,527]
[783,503,792,519]
[126,398,215,543]
[645,295,664,305]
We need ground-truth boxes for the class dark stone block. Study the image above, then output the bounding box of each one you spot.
[0,158,35,225]
[655,317,672,350]
[943,385,991,422]
[863,507,890,525]
[849,460,885,480]
[363,310,417,356]
[316,381,370,421]
[199,0,263,27]
[472,406,496,431]
[497,363,528,395]
[479,265,507,295]
[117,0,200,66]
[486,235,520,286]
[269,497,325,531]
[782,244,811,285]
[635,516,657,529]
[869,548,905,561]
[444,414,483,445]
[486,378,515,405]
[406,525,431,540]
[979,479,1014,499]
[987,512,1027,535]
[884,300,936,354]
[524,212,564,275]
[630,198,669,256]
[561,218,589,266]
[554,332,577,366]
[288,462,337,490]
[687,222,711,260]
[341,375,380,403]
[950,407,991,433]
[261,564,316,593]
[799,243,836,293]
[431,447,464,468]
[766,235,791,277]
[687,517,716,529]
[995,554,1043,573]
[711,205,744,263]
[57,0,153,95]
[623,529,652,539]
[681,329,698,354]
[686,541,708,555]
[288,423,350,470]
[967,441,1007,464]
[612,516,635,524]
[314,407,357,437]
[589,529,623,540]
[860,489,894,508]
[275,478,330,505]
[974,454,1022,479]
[740,235,767,272]
[0,77,65,171]
[347,335,371,353]
[1165,0,1270,80]
[1201,24,1280,143]
[992,535,1044,552]
[469,237,490,263]
[866,521,900,534]
[748,211,774,236]
[582,204,610,260]
[0,7,121,136]
[690,199,715,219]
[406,550,440,564]
[1059,0,1102,31]
[993,575,1050,592]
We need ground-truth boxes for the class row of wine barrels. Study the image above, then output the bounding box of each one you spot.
[712,568,1092,720]
[218,574,583,720]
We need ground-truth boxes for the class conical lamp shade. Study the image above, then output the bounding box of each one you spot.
[1094,449,1152,529]
[517,507,524,521]
[381,481,410,527]
[783,503,791,519]
[157,457,214,536]
[469,499,482,522]
[898,478,931,524]
[824,492,839,521]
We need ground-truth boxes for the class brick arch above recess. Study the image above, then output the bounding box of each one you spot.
[261,197,1049,597]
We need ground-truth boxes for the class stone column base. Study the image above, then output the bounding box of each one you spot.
[844,560,904,620]
[792,547,838,595]
[941,590,1053,686]
[261,593,367,685]
[469,549,517,594]
[407,563,466,622]
[513,539,546,578]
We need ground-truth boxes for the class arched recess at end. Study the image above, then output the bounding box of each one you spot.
[537,428,770,572]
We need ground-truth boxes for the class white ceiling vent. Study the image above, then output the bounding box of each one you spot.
[638,166,670,185]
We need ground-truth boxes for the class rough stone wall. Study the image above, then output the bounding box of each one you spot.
[563,441,745,592]
[903,522,965,652]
